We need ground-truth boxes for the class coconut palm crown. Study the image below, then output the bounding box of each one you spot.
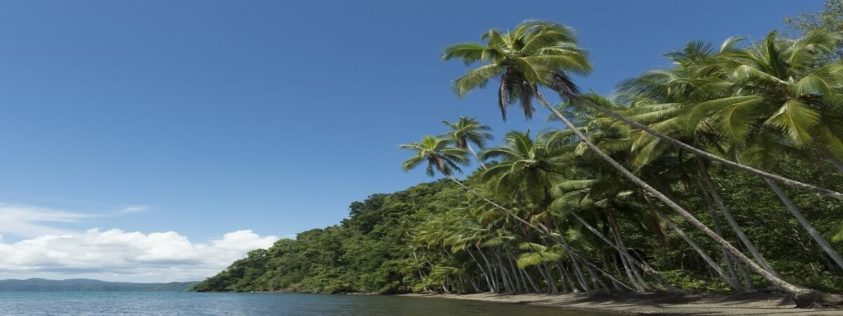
[443,20,592,120]
[400,136,469,177]
[441,116,493,149]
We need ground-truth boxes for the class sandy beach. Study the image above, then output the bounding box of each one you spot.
[400,292,843,315]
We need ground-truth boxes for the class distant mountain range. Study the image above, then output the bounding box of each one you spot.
[0,278,197,291]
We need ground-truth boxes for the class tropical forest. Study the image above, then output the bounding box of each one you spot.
[194,1,843,308]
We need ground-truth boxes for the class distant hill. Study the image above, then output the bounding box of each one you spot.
[0,278,197,291]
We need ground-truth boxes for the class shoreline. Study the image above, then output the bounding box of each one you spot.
[398,292,843,315]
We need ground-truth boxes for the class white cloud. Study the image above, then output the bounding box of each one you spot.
[0,204,91,237]
[118,205,149,214]
[0,229,278,282]
[0,202,278,282]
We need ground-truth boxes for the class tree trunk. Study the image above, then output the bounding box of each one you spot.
[474,245,499,293]
[505,249,526,292]
[763,177,843,270]
[524,268,541,293]
[508,248,540,293]
[607,213,650,291]
[584,264,610,292]
[466,143,487,169]
[538,222,637,292]
[468,276,481,293]
[570,212,658,276]
[698,158,779,276]
[697,183,744,291]
[467,250,494,293]
[558,92,843,200]
[533,91,812,297]
[446,176,634,291]
[560,264,577,293]
[660,211,744,290]
[569,256,591,292]
[494,248,515,293]
[537,264,558,293]
[738,262,754,291]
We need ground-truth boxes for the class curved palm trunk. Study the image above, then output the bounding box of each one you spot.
[659,211,743,290]
[493,248,515,293]
[543,222,635,292]
[568,256,591,292]
[444,176,635,292]
[703,196,747,292]
[570,212,658,276]
[560,264,577,293]
[466,144,488,169]
[537,264,558,293]
[763,177,843,270]
[573,211,652,291]
[607,213,650,291]
[506,250,540,292]
[534,91,810,296]
[473,244,499,293]
[561,93,843,201]
[697,185,744,290]
[697,158,779,276]
[466,250,495,292]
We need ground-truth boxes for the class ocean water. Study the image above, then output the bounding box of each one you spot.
[0,291,614,315]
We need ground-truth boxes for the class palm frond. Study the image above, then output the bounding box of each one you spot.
[452,63,503,96]
[764,99,821,147]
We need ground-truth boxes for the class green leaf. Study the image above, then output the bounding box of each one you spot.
[794,73,831,97]
[764,100,821,147]
[452,64,503,96]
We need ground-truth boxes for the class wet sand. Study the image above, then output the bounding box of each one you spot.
[401,292,843,315]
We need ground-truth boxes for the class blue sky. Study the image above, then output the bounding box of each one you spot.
[0,0,823,281]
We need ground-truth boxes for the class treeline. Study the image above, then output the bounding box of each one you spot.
[195,2,843,306]
[0,279,197,292]
[192,180,464,293]
[193,163,840,295]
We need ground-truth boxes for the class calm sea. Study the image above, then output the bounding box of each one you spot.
[0,291,615,315]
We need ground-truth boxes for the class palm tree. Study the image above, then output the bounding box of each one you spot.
[443,20,820,300]
[403,133,636,293]
[667,31,843,168]
[480,131,566,210]
[444,22,843,200]
[479,131,620,291]
[618,42,785,277]
[649,32,843,271]
[400,136,469,177]
[441,117,494,169]
[399,135,532,228]
[444,21,590,121]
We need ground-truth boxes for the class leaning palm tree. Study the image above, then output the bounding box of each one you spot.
[401,135,568,236]
[443,20,828,303]
[482,131,657,291]
[444,21,842,200]
[480,131,566,209]
[402,134,637,292]
[441,117,494,169]
[664,31,843,270]
[618,42,784,277]
[400,136,469,177]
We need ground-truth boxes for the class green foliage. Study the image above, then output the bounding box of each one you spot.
[193,181,465,293]
[197,5,843,296]
[659,270,731,293]
[195,154,843,294]
[443,20,591,120]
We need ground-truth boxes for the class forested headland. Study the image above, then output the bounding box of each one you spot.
[194,1,843,307]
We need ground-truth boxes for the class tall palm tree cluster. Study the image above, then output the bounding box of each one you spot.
[401,20,843,306]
